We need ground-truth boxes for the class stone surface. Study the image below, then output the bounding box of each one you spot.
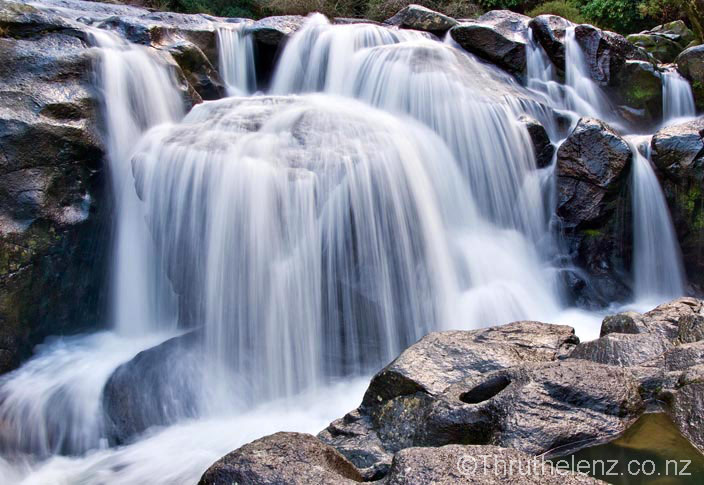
[676,45,704,110]
[555,118,633,303]
[519,115,555,168]
[0,3,109,371]
[451,10,530,75]
[102,331,203,445]
[245,15,306,46]
[164,40,225,101]
[197,432,362,485]
[569,333,672,367]
[529,15,573,70]
[614,60,662,125]
[662,364,704,453]
[383,444,606,484]
[651,119,704,290]
[628,20,695,63]
[385,4,457,33]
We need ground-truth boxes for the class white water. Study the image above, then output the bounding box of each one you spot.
[0,7,691,484]
[217,24,256,96]
[662,68,696,125]
[629,137,685,302]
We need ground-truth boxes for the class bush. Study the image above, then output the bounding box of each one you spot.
[527,0,587,23]
[575,0,648,33]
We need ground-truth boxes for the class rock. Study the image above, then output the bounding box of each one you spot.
[163,40,225,101]
[383,444,606,484]
[602,298,703,340]
[651,119,704,289]
[679,314,704,342]
[663,341,704,370]
[600,311,646,336]
[652,20,696,46]
[385,5,458,33]
[662,364,704,453]
[0,5,109,372]
[614,60,662,125]
[197,432,362,485]
[102,331,204,445]
[519,115,555,168]
[627,33,684,63]
[529,15,573,70]
[676,45,704,111]
[361,321,578,406]
[556,118,633,303]
[450,10,530,75]
[569,333,672,367]
[245,15,306,47]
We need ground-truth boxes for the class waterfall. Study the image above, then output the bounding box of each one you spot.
[217,24,256,96]
[0,28,186,457]
[662,68,696,124]
[629,137,685,301]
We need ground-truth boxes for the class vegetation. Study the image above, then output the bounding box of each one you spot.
[125,0,702,38]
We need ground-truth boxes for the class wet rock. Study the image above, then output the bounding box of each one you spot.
[451,10,530,75]
[385,4,457,33]
[529,14,573,69]
[163,40,225,101]
[569,333,672,367]
[614,60,662,125]
[676,44,704,110]
[662,364,704,453]
[361,321,578,406]
[102,331,204,445]
[651,119,704,290]
[383,444,606,484]
[628,20,695,63]
[245,15,306,47]
[197,432,362,485]
[519,114,555,168]
[556,118,633,303]
[0,10,109,372]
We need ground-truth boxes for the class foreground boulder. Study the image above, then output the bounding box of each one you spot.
[651,118,704,290]
[450,10,530,75]
[676,45,704,111]
[198,432,362,485]
[555,118,633,304]
[385,4,457,33]
[0,1,108,372]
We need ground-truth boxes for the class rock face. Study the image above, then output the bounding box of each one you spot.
[519,115,555,168]
[385,4,457,33]
[451,10,530,75]
[529,14,573,69]
[676,45,704,111]
[197,432,363,485]
[651,118,704,290]
[102,331,203,445]
[614,60,663,125]
[0,1,108,373]
[555,118,633,304]
[628,20,695,63]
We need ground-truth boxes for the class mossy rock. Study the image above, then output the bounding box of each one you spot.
[627,33,684,63]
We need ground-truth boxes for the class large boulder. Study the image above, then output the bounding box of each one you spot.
[0,2,108,373]
[102,331,204,445]
[385,4,457,33]
[529,14,573,69]
[569,333,673,367]
[197,432,362,485]
[628,20,695,63]
[383,445,606,484]
[676,45,704,111]
[555,118,633,304]
[450,10,530,75]
[661,364,704,453]
[613,60,663,126]
[651,118,704,290]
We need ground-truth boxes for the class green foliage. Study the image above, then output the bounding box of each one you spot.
[527,0,587,23]
[575,0,648,33]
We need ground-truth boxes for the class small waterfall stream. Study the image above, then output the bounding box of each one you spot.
[0,7,693,484]
[662,68,696,124]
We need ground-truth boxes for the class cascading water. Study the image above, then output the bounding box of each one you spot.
[217,24,257,96]
[662,67,696,124]
[628,137,685,302]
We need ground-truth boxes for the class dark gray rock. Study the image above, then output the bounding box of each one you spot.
[102,331,204,445]
[529,15,573,70]
[569,333,672,367]
[600,311,646,336]
[450,10,530,75]
[383,444,607,484]
[245,15,306,47]
[676,45,704,111]
[679,314,704,343]
[651,119,704,290]
[197,432,363,485]
[614,60,662,125]
[385,4,457,33]
[0,6,109,372]
[664,341,704,371]
[163,40,225,101]
[556,118,633,303]
[662,364,704,453]
[519,114,555,168]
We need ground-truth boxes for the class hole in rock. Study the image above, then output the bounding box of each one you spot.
[459,374,511,404]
